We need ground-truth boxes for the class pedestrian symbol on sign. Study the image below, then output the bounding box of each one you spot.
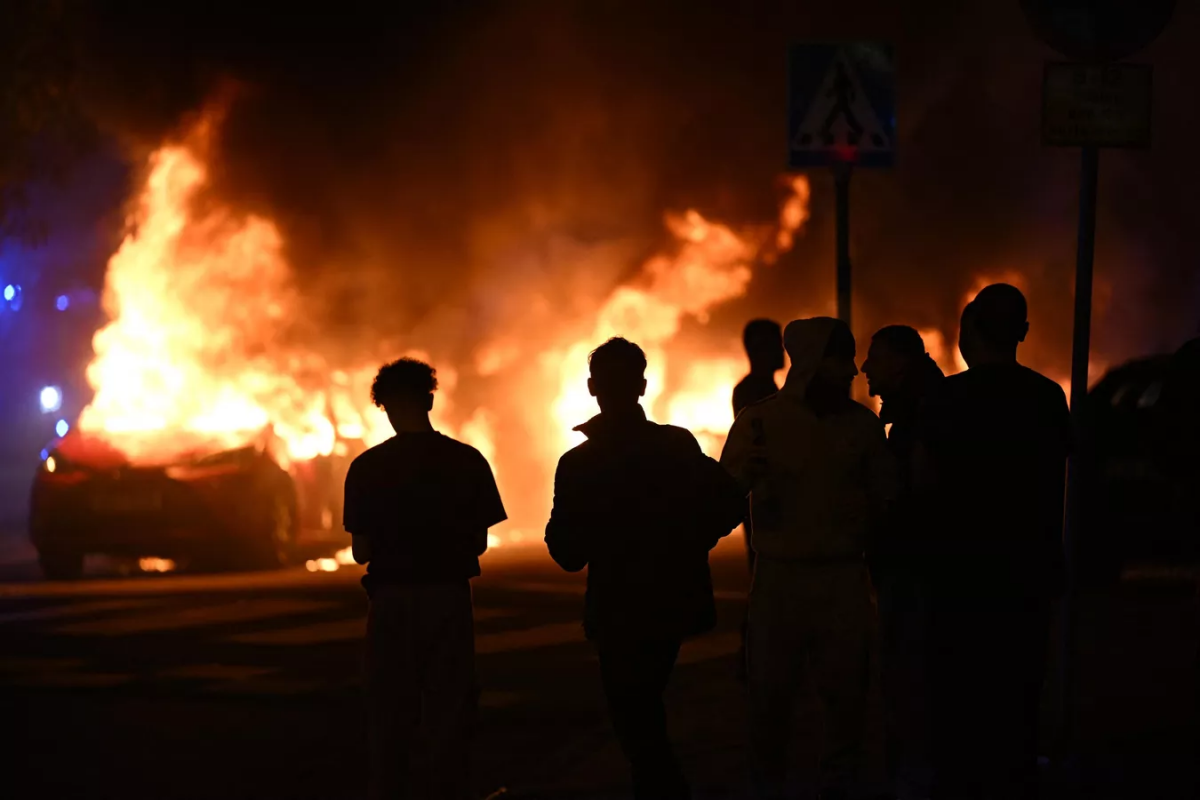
[793,50,891,154]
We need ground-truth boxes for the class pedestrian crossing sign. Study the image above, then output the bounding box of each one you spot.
[788,43,896,168]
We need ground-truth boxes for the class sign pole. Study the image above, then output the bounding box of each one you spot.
[835,162,853,327]
[1058,143,1099,756]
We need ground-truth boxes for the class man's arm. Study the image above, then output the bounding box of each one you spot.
[544,458,589,572]
[343,461,370,565]
[351,535,372,565]
[472,454,508,557]
[719,411,765,495]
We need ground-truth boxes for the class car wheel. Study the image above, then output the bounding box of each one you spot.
[39,548,84,580]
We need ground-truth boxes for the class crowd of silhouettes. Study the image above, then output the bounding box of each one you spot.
[344,282,1074,800]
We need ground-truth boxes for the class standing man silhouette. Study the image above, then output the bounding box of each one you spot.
[914,285,1071,800]
[733,319,785,570]
[862,325,945,800]
[732,319,785,682]
[345,358,507,800]
[546,337,745,800]
[723,318,897,800]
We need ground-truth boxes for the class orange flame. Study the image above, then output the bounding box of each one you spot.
[550,176,810,456]
[78,110,808,542]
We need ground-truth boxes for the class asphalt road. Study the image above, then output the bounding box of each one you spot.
[1,540,1197,799]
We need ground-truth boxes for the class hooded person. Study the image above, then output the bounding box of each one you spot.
[545,337,746,800]
[721,317,898,800]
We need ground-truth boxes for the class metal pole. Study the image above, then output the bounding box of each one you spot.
[835,163,852,327]
[1059,143,1099,756]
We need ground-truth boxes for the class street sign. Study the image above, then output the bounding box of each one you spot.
[1022,0,1175,63]
[1043,62,1152,148]
[788,43,895,169]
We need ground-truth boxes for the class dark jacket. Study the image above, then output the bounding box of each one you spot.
[545,406,746,642]
[870,355,945,580]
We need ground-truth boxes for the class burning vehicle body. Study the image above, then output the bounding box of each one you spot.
[31,427,363,579]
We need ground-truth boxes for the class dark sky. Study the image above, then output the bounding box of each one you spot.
[31,1,1200,372]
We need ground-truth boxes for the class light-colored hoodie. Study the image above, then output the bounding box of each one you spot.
[720,318,897,561]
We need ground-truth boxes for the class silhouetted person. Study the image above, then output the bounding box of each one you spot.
[862,325,945,800]
[913,286,1070,800]
[722,318,897,800]
[734,319,785,418]
[344,358,507,800]
[733,319,784,572]
[546,337,745,800]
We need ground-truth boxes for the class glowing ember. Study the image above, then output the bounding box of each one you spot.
[306,558,339,573]
[138,557,176,573]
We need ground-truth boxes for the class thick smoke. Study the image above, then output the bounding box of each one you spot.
[66,1,1200,378]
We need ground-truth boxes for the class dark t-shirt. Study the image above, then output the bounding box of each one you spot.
[916,363,1071,594]
[343,431,506,587]
[732,372,778,417]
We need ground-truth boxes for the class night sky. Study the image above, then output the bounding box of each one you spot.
[10,1,1200,372]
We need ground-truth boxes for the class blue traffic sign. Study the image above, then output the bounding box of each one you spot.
[788,43,896,169]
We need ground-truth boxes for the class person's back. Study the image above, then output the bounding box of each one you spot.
[347,432,500,586]
[920,364,1070,591]
[345,358,506,800]
[546,337,744,800]
[549,414,737,640]
[915,285,1069,800]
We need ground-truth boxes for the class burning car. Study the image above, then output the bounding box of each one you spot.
[30,428,360,579]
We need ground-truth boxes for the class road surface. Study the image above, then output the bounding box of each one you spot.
[1,540,1196,799]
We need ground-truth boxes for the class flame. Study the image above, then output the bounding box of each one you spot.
[77,110,813,546]
[138,557,176,573]
[79,118,393,465]
[549,176,810,456]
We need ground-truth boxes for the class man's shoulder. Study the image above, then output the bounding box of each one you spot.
[840,399,885,432]
[352,432,486,469]
[1019,366,1068,402]
[651,422,702,452]
[430,433,492,469]
[736,391,785,419]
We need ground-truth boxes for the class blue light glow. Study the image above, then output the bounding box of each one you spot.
[56,295,70,311]
[39,386,63,413]
[2,284,14,302]
[55,419,70,438]
[40,449,49,461]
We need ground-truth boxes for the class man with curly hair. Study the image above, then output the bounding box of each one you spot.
[345,357,506,800]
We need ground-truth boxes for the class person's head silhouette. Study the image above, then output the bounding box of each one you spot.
[587,337,647,414]
[863,325,927,399]
[959,283,1029,368]
[743,319,785,375]
[370,358,437,434]
[811,319,859,403]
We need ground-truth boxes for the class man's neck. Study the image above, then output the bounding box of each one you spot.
[391,415,434,435]
[969,350,1019,368]
[598,402,643,417]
